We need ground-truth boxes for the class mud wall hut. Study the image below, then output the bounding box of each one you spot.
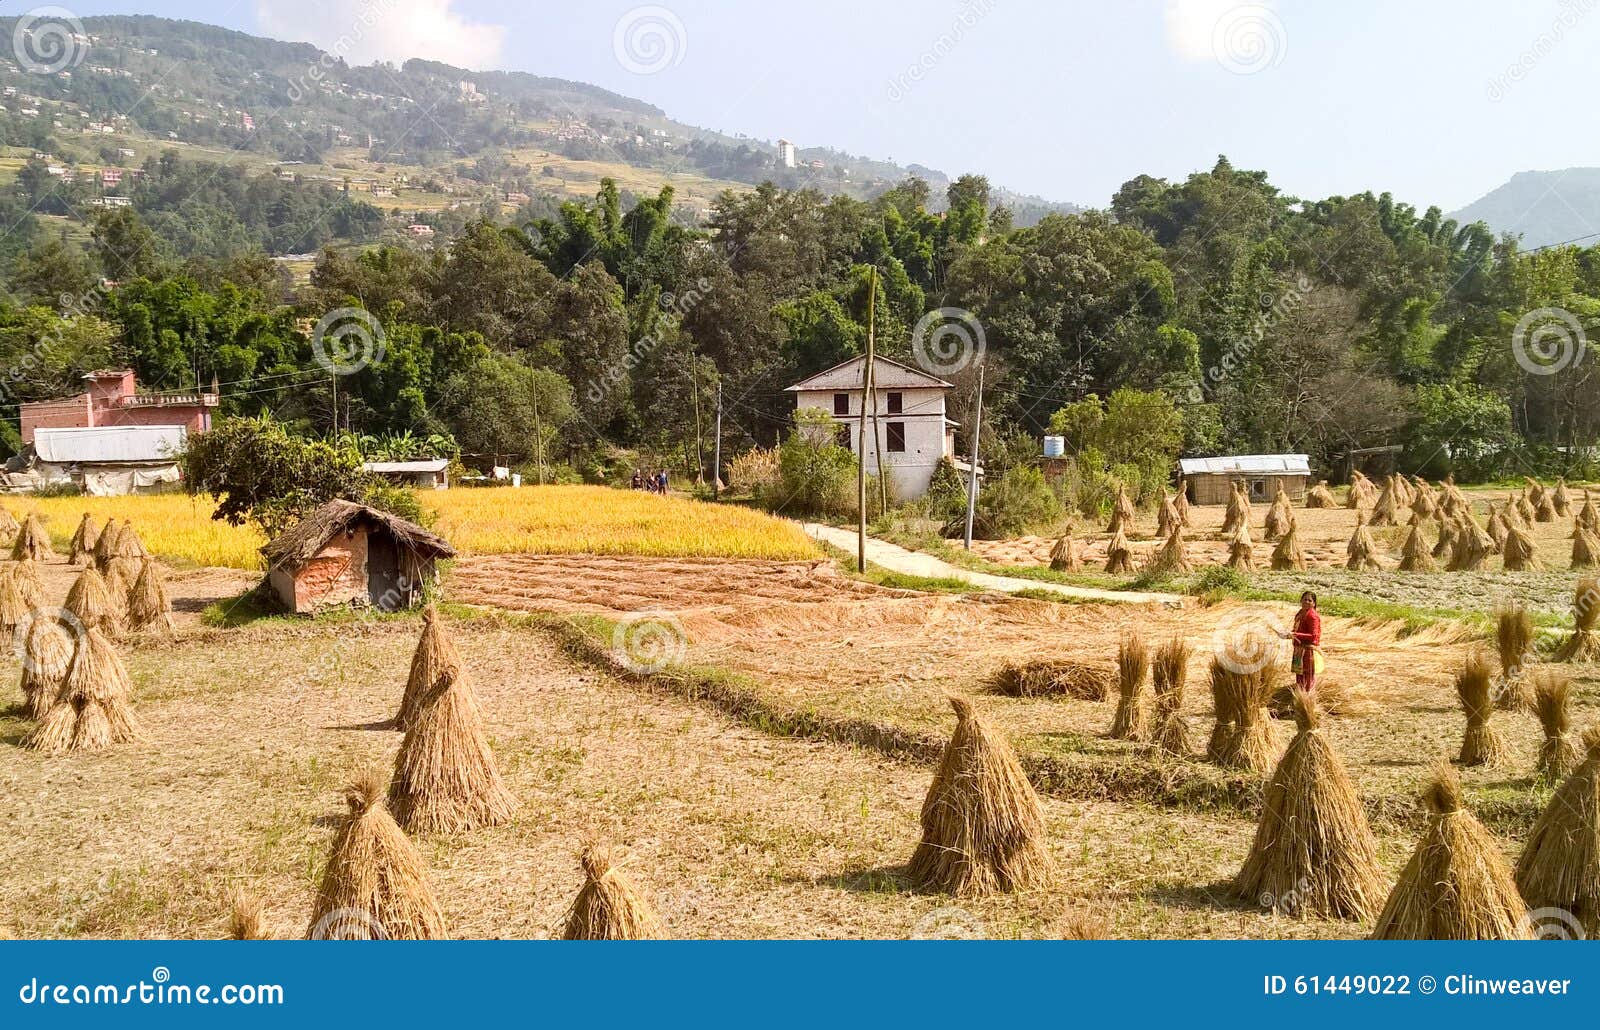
[262,500,454,614]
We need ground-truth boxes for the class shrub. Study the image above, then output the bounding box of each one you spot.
[758,409,864,519]
[727,446,780,496]
[963,464,1063,539]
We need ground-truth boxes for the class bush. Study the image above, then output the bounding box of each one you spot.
[727,446,780,496]
[962,464,1063,539]
[757,409,872,519]
[1188,565,1249,595]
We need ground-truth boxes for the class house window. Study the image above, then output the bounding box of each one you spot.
[836,425,852,450]
[886,391,903,414]
[1250,479,1266,499]
[886,422,906,453]
[833,392,850,416]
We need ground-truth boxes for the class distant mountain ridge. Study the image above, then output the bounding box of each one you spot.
[1448,168,1600,250]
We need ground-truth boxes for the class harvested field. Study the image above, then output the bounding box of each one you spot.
[452,553,1597,823]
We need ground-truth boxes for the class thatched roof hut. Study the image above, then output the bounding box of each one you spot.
[262,500,454,615]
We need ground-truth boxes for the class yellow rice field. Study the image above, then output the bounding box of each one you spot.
[422,485,819,560]
[11,493,267,570]
[1,485,816,568]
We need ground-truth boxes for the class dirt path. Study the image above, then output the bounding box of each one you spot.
[802,523,1186,606]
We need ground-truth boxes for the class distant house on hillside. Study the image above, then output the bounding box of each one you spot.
[786,356,970,501]
[1178,454,1311,505]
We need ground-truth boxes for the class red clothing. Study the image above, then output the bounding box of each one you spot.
[1292,607,1321,648]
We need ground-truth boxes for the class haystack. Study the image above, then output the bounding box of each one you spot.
[113,520,148,559]
[1371,767,1531,940]
[396,605,462,730]
[1306,480,1337,508]
[1144,525,1192,575]
[64,567,123,634]
[11,513,52,562]
[1502,523,1539,571]
[1346,470,1375,509]
[1270,520,1307,571]
[1172,484,1191,526]
[1397,518,1436,572]
[1557,577,1600,663]
[228,891,270,940]
[907,696,1051,895]
[1222,482,1250,536]
[1208,656,1279,774]
[1106,485,1134,535]
[1486,504,1508,553]
[1345,513,1383,571]
[1369,476,1400,526]
[990,658,1112,700]
[126,559,174,636]
[1580,491,1600,534]
[1456,651,1508,767]
[1553,479,1573,517]
[1530,671,1579,785]
[24,627,141,753]
[306,770,447,939]
[388,665,516,834]
[9,558,43,607]
[1493,603,1534,711]
[1535,489,1558,523]
[1110,634,1151,742]
[1517,492,1537,525]
[1432,515,1458,560]
[1516,728,1600,936]
[1156,493,1178,537]
[91,519,120,570]
[0,563,29,637]
[1446,514,1493,571]
[1571,528,1600,570]
[1152,638,1191,756]
[0,503,18,542]
[1104,527,1133,574]
[18,612,75,721]
[561,843,661,940]
[1264,488,1292,541]
[1268,677,1377,720]
[1235,691,1383,920]
[67,513,99,566]
[1227,522,1255,572]
[1049,526,1081,572]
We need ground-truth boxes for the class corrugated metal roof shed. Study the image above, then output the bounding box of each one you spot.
[35,425,187,464]
[362,459,450,474]
[786,355,953,391]
[1178,454,1310,475]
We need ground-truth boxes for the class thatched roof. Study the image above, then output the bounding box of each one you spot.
[262,500,454,567]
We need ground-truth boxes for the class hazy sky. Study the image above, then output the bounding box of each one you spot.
[58,0,1600,210]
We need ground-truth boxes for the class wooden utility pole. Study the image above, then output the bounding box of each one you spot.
[865,269,887,515]
[532,387,545,485]
[691,361,705,485]
[712,380,723,500]
[963,363,985,549]
[857,274,877,574]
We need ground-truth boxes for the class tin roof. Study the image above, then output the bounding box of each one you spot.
[34,425,186,464]
[362,459,450,474]
[1178,454,1310,476]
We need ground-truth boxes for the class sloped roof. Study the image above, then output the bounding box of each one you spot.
[786,355,953,392]
[1178,454,1311,476]
[261,499,455,566]
[35,425,186,464]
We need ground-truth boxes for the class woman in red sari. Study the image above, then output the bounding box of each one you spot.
[1284,591,1321,690]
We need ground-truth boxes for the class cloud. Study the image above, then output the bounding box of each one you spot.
[255,0,506,70]
[1165,0,1273,60]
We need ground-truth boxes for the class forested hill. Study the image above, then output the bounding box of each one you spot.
[0,14,1079,220]
[1449,169,1600,250]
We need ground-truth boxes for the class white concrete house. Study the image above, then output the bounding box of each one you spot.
[785,356,965,500]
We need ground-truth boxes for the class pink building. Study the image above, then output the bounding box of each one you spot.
[20,370,219,445]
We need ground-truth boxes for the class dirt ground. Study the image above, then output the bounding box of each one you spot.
[1,556,1377,941]
[966,487,1596,617]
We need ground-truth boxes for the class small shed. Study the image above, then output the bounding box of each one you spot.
[262,500,455,614]
[362,458,450,490]
[30,424,186,495]
[1178,454,1311,505]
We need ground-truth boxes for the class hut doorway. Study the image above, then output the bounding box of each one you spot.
[367,532,404,610]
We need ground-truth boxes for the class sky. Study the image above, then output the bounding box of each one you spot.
[49,0,1600,211]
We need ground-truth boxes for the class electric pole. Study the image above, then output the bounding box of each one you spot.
[963,362,985,550]
[712,380,723,501]
[857,278,877,574]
